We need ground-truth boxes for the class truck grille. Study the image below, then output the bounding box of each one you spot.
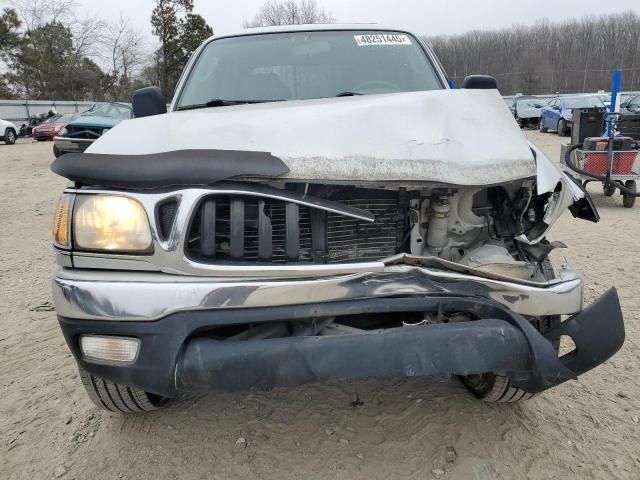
[66,125,105,139]
[185,190,404,264]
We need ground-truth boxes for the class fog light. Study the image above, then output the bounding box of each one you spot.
[80,335,140,364]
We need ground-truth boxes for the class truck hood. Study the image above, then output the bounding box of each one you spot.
[87,89,537,185]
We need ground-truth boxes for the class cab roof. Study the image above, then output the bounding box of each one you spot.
[209,24,415,41]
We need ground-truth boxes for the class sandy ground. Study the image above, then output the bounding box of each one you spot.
[1,132,639,480]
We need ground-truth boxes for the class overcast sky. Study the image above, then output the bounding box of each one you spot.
[67,0,640,42]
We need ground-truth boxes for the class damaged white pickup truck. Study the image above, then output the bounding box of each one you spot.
[50,25,624,413]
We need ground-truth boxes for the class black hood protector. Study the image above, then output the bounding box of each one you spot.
[50,149,290,188]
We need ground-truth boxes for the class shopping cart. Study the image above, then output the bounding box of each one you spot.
[562,113,640,208]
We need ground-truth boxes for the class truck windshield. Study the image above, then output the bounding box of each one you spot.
[176,31,443,110]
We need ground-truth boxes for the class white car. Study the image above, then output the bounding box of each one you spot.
[0,118,18,145]
[49,24,624,413]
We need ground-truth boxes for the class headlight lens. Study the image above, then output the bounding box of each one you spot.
[59,127,68,136]
[52,193,74,248]
[73,195,153,252]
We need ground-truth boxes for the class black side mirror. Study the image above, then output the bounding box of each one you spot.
[132,87,167,118]
[460,75,498,90]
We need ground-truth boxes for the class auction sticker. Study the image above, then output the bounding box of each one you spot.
[354,34,412,46]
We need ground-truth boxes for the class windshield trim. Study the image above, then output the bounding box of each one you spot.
[171,29,448,111]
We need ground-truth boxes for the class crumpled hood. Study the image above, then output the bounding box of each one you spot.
[70,116,124,129]
[88,89,536,185]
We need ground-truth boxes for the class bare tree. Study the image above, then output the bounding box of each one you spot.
[10,0,106,61]
[103,13,146,99]
[9,0,74,30]
[244,0,335,28]
[428,11,640,95]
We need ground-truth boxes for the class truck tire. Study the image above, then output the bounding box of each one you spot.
[79,367,170,413]
[460,257,560,402]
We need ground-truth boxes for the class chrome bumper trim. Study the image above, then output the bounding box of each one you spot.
[52,264,584,322]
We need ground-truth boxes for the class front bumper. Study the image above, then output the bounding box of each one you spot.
[53,265,625,397]
[53,136,94,153]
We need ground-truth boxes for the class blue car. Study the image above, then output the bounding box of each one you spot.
[53,103,132,157]
[539,95,606,136]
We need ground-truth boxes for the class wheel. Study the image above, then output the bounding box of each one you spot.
[79,367,170,413]
[4,128,16,145]
[53,144,63,158]
[623,180,636,208]
[460,258,560,402]
[539,118,547,133]
[603,182,617,197]
[558,119,569,137]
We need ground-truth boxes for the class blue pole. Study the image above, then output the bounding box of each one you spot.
[607,70,622,136]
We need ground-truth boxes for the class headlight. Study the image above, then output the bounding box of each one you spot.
[52,193,74,248]
[73,195,153,253]
[59,127,68,136]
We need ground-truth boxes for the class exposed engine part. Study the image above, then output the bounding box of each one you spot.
[427,196,451,252]
[460,244,537,280]
[518,240,568,263]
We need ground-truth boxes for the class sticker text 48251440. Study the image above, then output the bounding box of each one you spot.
[354,34,412,46]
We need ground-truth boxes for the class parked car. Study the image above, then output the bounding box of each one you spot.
[0,118,18,145]
[53,103,132,157]
[511,96,547,128]
[620,94,640,114]
[32,113,78,141]
[50,24,623,413]
[618,94,640,141]
[594,93,612,109]
[539,95,606,136]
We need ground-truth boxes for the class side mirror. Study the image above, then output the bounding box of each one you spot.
[460,75,498,90]
[132,87,167,118]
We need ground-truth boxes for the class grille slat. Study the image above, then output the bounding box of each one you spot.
[185,188,404,265]
[230,199,245,259]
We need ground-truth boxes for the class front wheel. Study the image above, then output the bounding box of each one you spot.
[4,128,16,145]
[558,119,569,137]
[603,182,617,197]
[623,180,636,208]
[539,118,547,133]
[79,368,170,413]
[460,258,559,402]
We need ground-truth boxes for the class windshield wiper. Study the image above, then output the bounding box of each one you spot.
[176,99,284,111]
[335,91,364,97]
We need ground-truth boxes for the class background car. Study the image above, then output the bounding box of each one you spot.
[618,94,640,141]
[594,93,612,109]
[620,94,640,114]
[539,95,606,136]
[512,96,547,128]
[31,113,78,141]
[0,118,18,145]
[53,103,133,157]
